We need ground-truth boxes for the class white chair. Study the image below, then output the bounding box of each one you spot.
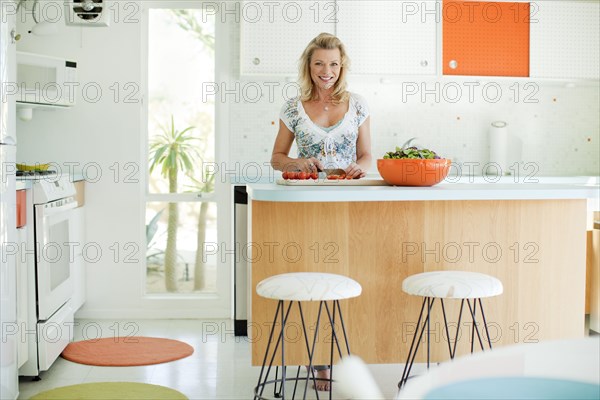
[253,272,362,400]
[334,338,600,400]
[399,271,503,389]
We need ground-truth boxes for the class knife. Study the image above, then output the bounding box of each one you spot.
[318,168,346,179]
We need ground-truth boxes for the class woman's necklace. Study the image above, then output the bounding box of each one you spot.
[316,94,334,111]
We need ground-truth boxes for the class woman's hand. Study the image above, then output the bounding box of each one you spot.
[345,162,366,179]
[285,157,323,173]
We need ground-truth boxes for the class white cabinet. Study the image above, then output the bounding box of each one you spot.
[530,1,600,80]
[239,0,598,80]
[240,0,438,76]
[70,206,86,312]
[240,0,335,75]
[337,1,437,75]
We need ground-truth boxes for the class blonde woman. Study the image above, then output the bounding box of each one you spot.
[270,33,371,391]
[271,32,372,180]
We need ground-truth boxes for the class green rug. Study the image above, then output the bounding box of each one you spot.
[30,382,187,399]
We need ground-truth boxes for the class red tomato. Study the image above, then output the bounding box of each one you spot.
[310,172,318,180]
[327,174,340,180]
[282,171,289,179]
[298,172,309,180]
[288,171,298,180]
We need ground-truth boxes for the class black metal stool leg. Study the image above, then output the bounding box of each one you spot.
[324,302,344,358]
[426,298,431,369]
[440,299,454,359]
[406,298,436,382]
[291,366,302,400]
[335,300,352,356]
[321,300,354,398]
[280,300,286,399]
[451,299,465,358]
[478,298,493,349]
[266,302,294,399]
[297,302,320,400]
[306,302,325,400]
[273,306,291,399]
[467,299,485,352]
[399,297,436,389]
[255,301,294,400]
[328,301,335,400]
[399,297,427,389]
[469,299,475,353]
[273,367,280,398]
[255,301,282,400]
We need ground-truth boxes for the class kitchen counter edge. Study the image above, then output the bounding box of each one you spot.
[247,182,600,203]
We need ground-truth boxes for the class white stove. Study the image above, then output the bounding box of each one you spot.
[17,173,77,378]
[17,173,76,204]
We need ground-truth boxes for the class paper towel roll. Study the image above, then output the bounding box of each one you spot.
[488,121,508,176]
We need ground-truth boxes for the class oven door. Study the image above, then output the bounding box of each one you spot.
[35,198,77,321]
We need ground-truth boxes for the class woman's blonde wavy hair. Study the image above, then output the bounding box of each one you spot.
[298,33,350,104]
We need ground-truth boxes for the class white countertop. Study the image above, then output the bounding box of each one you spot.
[247,176,600,203]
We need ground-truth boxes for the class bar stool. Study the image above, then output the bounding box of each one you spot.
[253,272,362,400]
[398,271,503,389]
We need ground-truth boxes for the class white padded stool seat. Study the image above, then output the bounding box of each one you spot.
[402,271,503,299]
[256,272,362,301]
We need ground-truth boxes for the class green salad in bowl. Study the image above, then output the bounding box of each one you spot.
[382,146,442,160]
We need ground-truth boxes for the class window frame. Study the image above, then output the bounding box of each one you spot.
[139,1,232,317]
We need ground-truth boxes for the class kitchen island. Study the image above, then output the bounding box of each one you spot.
[247,178,599,365]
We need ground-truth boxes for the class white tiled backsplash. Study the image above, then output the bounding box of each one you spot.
[229,77,599,177]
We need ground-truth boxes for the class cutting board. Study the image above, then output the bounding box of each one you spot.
[276,178,388,186]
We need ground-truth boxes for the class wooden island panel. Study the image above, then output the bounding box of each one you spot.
[251,199,587,365]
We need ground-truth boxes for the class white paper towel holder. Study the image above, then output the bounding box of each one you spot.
[488,121,509,176]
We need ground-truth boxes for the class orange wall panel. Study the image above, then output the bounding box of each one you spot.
[443,1,530,77]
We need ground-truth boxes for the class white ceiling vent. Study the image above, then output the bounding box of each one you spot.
[65,0,110,27]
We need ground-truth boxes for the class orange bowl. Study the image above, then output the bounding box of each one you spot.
[377,158,452,186]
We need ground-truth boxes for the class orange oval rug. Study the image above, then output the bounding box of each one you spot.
[61,337,194,366]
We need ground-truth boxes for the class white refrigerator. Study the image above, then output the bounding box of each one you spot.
[1,2,19,399]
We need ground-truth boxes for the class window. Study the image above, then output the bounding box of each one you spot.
[145,7,216,295]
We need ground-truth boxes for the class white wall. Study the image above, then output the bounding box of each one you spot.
[16,3,148,318]
[14,3,600,319]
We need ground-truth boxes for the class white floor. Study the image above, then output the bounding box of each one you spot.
[18,319,421,399]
